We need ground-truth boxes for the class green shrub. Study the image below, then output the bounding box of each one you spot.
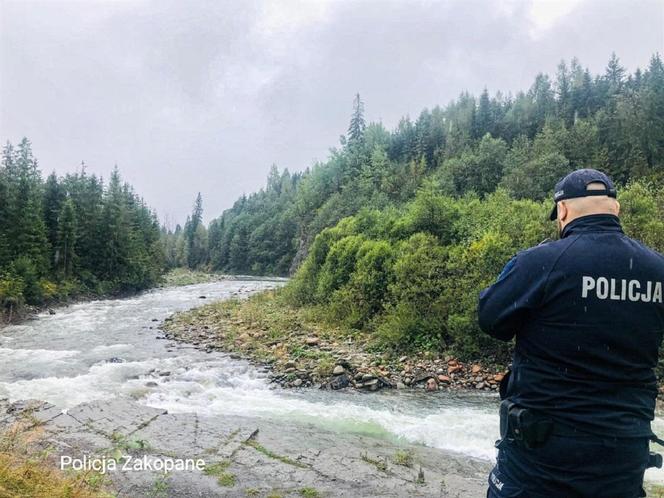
[619,181,664,252]
[328,239,394,327]
[10,256,42,304]
[287,218,357,304]
[285,181,664,356]
[0,274,25,310]
[315,235,365,300]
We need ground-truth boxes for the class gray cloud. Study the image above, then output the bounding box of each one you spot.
[1,0,662,225]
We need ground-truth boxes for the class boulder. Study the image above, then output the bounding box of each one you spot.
[378,377,395,389]
[329,373,350,390]
[332,365,345,376]
[361,379,380,391]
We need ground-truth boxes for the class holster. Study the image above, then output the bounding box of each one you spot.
[497,399,553,450]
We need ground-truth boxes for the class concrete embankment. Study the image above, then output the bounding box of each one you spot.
[0,397,490,497]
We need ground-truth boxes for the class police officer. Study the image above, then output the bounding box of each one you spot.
[478,169,664,497]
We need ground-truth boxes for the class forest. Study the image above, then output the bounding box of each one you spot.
[162,52,664,355]
[0,138,163,317]
[164,54,663,274]
[4,52,663,356]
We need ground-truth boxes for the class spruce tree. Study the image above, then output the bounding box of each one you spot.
[475,89,493,138]
[100,167,129,282]
[0,160,9,268]
[43,172,63,262]
[347,93,366,143]
[605,52,625,94]
[56,197,77,278]
[6,138,49,272]
[186,193,204,268]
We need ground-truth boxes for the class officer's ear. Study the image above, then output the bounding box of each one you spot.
[614,200,621,216]
[557,201,569,222]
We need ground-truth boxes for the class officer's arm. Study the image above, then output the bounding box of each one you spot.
[478,253,546,341]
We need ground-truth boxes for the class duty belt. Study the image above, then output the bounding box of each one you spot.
[498,400,552,450]
[497,399,664,469]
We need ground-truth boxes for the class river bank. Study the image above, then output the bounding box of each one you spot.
[0,268,240,329]
[0,278,495,497]
[1,279,664,496]
[161,289,508,394]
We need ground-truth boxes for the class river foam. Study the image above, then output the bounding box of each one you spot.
[0,279,662,484]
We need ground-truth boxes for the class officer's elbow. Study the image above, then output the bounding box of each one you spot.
[477,295,496,333]
[477,308,492,335]
[478,307,515,342]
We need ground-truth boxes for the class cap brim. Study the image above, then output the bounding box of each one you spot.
[549,204,557,221]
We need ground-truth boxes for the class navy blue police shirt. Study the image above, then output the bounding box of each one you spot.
[478,214,664,438]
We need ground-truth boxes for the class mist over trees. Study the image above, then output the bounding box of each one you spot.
[3,51,662,354]
[0,139,163,316]
[193,53,663,277]
[157,53,663,356]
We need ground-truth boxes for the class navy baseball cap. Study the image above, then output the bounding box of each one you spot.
[549,169,617,220]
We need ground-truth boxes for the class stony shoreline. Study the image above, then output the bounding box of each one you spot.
[160,288,664,405]
[161,290,508,395]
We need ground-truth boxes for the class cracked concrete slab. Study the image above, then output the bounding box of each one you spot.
[130,412,257,459]
[0,397,490,497]
[66,398,167,437]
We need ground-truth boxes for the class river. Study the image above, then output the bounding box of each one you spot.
[1,279,663,485]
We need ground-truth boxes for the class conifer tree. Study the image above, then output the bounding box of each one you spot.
[43,171,63,259]
[475,88,493,138]
[347,93,366,143]
[56,197,77,277]
[6,139,49,272]
[605,52,626,94]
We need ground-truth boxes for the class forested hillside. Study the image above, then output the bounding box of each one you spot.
[195,54,663,278]
[0,139,163,317]
[165,52,664,356]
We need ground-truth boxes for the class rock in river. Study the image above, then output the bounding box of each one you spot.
[328,373,350,390]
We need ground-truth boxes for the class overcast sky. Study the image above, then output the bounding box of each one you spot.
[1,0,662,225]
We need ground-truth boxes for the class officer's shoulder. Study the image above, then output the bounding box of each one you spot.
[516,237,572,262]
[625,235,664,263]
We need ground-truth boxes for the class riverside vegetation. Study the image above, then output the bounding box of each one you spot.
[162,178,664,393]
[1,52,664,495]
[0,139,163,322]
[162,54,664,385]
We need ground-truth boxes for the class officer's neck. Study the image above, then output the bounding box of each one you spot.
[560,213,623,239]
